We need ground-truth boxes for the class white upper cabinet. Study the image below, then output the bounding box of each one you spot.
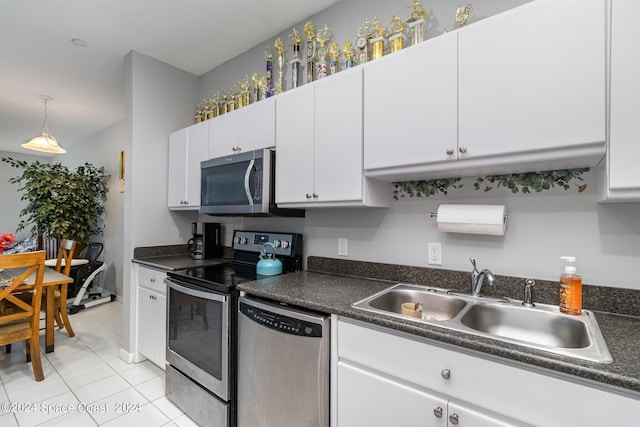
[364,32,458,181]
[457,0,606,173]
[603,0,640,201]
[168,121,208,209]
[208,97,275,159]
[276,67,389,208]
[363,0,607,181]
[274,84,315,205]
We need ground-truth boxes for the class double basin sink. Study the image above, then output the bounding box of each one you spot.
[352,284,613,364]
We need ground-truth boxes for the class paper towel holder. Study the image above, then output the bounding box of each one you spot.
[430,204,509,236]
[429,211,509,221]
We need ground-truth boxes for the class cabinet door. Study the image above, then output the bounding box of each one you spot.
[458,0,605,162]
[137,287,157,363]
[237,97,276,152]
[185,122,209,208]
[337,361,447,427]
[275,84,315,204]
[208,111,239,159]
[364,32,458,173]
[167,128,188,208]
[314,68,365,203]
[154,292,167,368]
[607,0,640,200]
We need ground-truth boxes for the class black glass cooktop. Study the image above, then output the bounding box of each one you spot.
[167,262,258,293]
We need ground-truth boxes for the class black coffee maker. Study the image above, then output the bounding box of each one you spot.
[188,222,222,260]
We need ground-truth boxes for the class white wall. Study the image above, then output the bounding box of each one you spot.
[122,50,200,355]
[0,151,50,240]
[57,121,125,299]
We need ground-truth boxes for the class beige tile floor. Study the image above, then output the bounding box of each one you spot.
[0,302,198,427]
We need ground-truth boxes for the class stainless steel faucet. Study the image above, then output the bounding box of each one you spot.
[470,257,495,297]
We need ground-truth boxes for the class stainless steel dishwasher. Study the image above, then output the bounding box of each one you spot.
[237,295,330,427]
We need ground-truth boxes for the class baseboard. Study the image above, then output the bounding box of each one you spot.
[119,348,134,364]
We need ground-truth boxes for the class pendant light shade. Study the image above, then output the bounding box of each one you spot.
[22,95,66,154]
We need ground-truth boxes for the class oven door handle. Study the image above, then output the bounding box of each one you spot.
[244,159,255,206]
[166,278,228,302]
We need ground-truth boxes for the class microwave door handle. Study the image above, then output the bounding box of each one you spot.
[244,159,255,206]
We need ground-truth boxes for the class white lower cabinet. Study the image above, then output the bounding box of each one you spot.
[135,265,167,369]
[337,360,516,427]
[333,317,640,427]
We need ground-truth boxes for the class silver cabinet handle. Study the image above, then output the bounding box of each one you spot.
[149,294,157,301]
[306,193,312,199]
[312,193,319,199]
[449,413,459,425]
[459,146,468,154]
[446,148,454,155]
[441,369,451,380]
[150,278,155,283]
[433,407,443,418]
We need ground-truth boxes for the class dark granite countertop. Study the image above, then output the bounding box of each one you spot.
[132,254,230,271]
[237,270,640,397]
[131,244,233,271]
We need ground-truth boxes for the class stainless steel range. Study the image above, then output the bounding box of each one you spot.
[164,230,303,427]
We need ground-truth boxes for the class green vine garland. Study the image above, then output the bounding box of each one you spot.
[473,168,589,194]
[393,178,463,200]
[392,168,590,200]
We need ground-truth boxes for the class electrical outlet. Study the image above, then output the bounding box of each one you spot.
[428,242,442,265]
[337,238,348,256]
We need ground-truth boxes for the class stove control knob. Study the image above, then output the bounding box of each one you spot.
[273,240,281,248]
[281,240,290,249]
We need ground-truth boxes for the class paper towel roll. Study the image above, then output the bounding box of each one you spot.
[436,204,507,236]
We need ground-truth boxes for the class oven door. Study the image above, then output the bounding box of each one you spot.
[200,149,270,215]
[166,277,230,401]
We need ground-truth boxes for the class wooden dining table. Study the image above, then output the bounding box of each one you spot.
[0,266,73,353]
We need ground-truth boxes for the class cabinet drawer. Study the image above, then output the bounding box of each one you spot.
[137,266,167,294]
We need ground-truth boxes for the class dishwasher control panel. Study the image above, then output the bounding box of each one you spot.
[240,302,322,337]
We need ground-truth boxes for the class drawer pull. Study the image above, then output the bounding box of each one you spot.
[433,407,443,418]
[441,368,451,380]
[449,413,459,425]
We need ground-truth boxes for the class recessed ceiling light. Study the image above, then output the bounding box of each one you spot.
[71,38,88,47]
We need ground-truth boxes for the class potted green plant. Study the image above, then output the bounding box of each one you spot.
[2,157,109,246]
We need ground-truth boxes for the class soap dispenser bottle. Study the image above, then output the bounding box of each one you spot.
[559,256,582,315]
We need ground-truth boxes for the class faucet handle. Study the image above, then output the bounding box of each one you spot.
[470,257,477,269]
[522,279,535,308]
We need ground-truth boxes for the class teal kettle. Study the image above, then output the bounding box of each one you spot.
[256,242,283,276]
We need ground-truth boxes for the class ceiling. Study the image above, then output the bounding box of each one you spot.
[0,0,340,156]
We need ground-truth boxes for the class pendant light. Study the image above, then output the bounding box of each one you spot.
[22,95,66,154]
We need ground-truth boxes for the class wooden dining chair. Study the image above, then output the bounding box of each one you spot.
[0,250,46,381]
[50,239,77,336]
[16,239,76,338]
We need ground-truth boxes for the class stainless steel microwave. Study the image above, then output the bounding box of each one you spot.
[200,148,304,217]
